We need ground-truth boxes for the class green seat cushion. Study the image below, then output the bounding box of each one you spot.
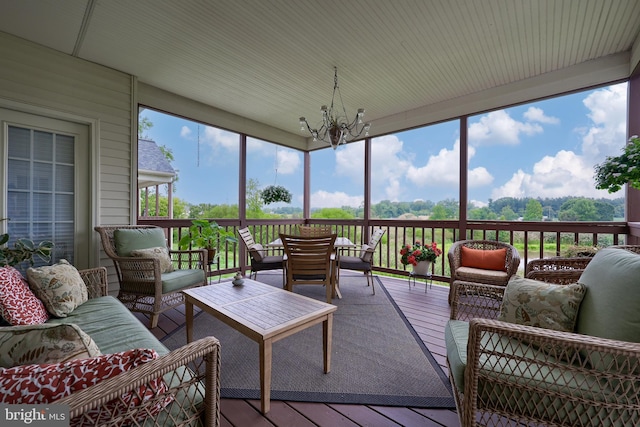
[113,228,167,257]
[161,269,205,294]
[576,246,640,344]
[444,319,468,391]
[46,296,169,356]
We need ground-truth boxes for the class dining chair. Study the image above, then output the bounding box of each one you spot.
[237,227,285,282]
[297,225,333,237]
[337,228,386,294]
[280,233,337,303]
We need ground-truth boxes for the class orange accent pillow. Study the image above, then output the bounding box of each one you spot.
[460,246,507,271]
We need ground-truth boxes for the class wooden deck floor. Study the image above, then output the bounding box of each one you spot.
[135,273,460,427]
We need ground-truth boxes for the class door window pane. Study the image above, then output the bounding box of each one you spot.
[7,125,75,266]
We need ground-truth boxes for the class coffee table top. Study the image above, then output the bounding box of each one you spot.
[182,278,336,340]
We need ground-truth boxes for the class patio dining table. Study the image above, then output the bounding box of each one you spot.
[267,236,356,299]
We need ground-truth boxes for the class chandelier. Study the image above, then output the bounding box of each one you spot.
[299,67,371,150]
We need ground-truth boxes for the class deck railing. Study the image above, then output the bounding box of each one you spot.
[137,218,631,283]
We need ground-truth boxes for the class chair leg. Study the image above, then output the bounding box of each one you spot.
[150,313,160,329]
[368,271,375,295]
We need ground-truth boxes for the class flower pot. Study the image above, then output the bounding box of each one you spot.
[207,248,217,264]
[412,260,431,276]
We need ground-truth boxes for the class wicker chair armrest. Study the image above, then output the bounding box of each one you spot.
[463,318,640,426]
[56,336,221,427]
[450,281,506,320]
[525,257,591,285]
[169,249,206,269]
[78,267,108,299]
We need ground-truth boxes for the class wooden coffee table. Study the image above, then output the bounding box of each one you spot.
[182,278,337,414]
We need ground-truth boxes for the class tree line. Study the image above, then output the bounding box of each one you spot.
[141,184,624,222]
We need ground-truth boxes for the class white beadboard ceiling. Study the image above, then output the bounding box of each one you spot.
[1,0,640,149]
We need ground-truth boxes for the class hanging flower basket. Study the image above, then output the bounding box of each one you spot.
[594,135,640,193]
[261,185,292,204]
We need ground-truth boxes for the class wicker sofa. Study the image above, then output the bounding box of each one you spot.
[0,266,220,427]
[445,247,640,426]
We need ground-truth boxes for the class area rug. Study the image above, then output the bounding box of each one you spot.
[162,273,455,408]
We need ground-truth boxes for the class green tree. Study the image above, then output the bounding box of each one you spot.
[523,199,543,221]
[500,206,518,220]
[430,204,449,220]
[246,178,264,218]
[311,208,355,219]
[139,193,187,218]
[558,198,598,221]
[138,115,153,138]
[468,207,498,220]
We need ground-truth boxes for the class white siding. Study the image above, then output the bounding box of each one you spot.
[0,32,133,292]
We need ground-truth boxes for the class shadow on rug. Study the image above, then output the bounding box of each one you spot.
[162,273,455,408]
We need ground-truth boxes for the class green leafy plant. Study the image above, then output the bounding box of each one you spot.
[0,219,54,267]
[561,245,599,257]
[594,135,640,193]
[261,185,292,204]
[178,219,237,251]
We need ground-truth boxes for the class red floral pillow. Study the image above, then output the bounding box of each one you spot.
[0,348,173,425]
[0,266,49,325]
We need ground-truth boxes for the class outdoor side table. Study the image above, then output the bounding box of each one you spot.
[409,271,432,293]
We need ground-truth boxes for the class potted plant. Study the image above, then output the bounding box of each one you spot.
[261,185,292,204]
[178,219,238,263]
[0,218,54,267]
[399,240,442,275]
[594,135,640,193]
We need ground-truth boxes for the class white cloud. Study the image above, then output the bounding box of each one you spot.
[204,126,238,150]
[580,83,627,162]
[406,141,493,188]
[468,110,543,145]
[492,150,623,200]
[275,149,301,174]
[491,83,627,200]
[180,126,192,138]
[524,107,560,124]
[330,135,412,203]
[470,199,488,208]
[311,190,363,208]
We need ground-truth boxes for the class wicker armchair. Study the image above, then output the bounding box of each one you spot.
[447,240,520,305]
[446,248,640,426]
[95,225,206,328]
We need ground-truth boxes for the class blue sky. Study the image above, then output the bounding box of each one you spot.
[140,82,627,209]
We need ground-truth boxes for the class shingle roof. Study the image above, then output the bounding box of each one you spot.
[138,139,176,175]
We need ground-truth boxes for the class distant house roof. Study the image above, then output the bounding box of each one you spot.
[138,138,176,188]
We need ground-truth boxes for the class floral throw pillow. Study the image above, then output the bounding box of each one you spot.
[26,259,88,317]
[130,246,174,273]
[0,266,49,325]
[498,277,586,332]
[0,323,101,368]
[0,348,173,425]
